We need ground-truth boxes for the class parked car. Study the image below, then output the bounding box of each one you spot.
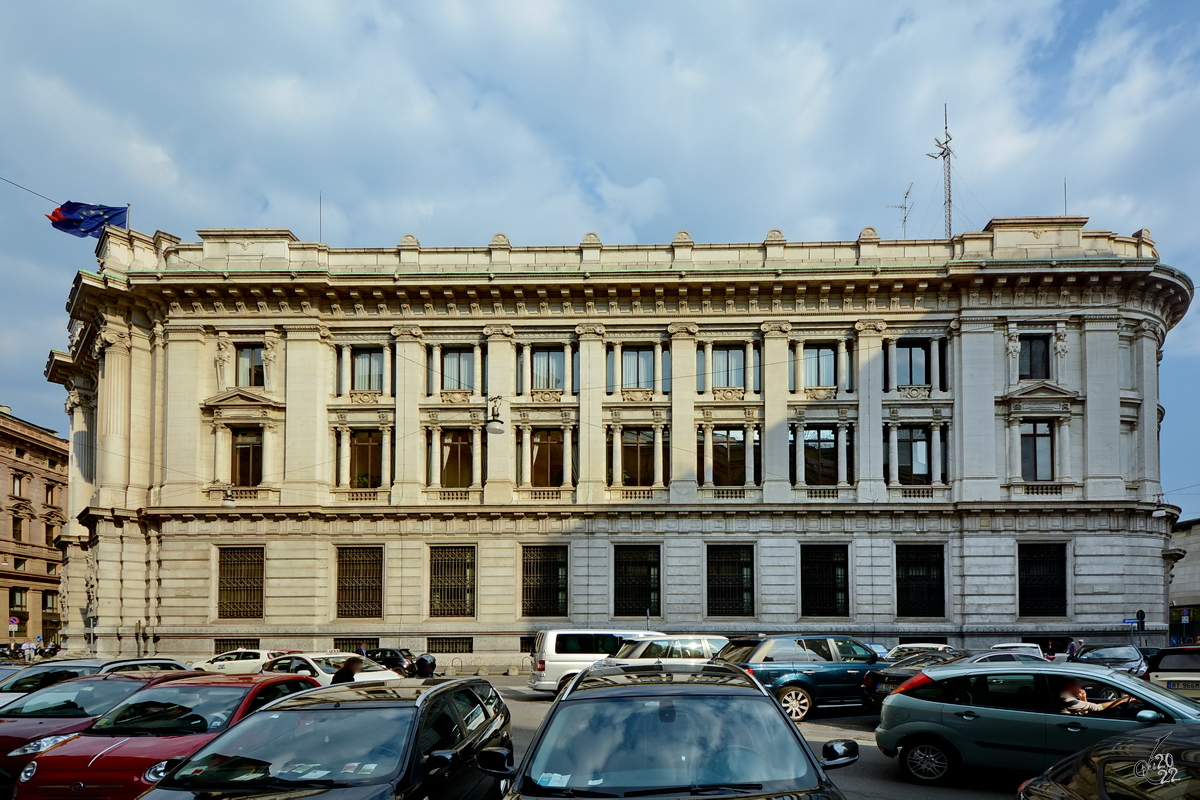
[990,642,1046,658]
[1138,645,1161,660]
[715,634,879,721]
[875,661,1200,784]
[480,662,858,798]
[1018,724,1200,799]
[1146,644,1200,698]
[17,673,318,800]
[365,647,418,676]
[884,643,954,662]
[602,634,728,667]
[0,671,201,800]
[0,658,188,706]
[1069,644,1147,675]
[259,652,402,685]
[136,678,510,800]
[864,642,889,658]
[527,629,663,694]
[862,649,1051,711]
[190,648,294,674]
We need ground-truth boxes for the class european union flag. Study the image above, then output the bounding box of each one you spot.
[46,201,128,238]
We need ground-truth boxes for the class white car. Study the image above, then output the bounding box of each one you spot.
[990,642,1046,658]
[259,652,401,685]
[884,643,954,661]
[602,634,729,667]
[191,648,295,674]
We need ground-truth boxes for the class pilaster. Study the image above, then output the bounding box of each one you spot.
[667,323,699,502]
[1082,315,1125,499]
[955,319,1000,501]
[575,324,607,503]
[760,322,792,502]
[281,324,331,504]
[482,326,516,504]
[392,326,426,503]
[854,320,886,501]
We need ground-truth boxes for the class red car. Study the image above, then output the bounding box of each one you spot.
[0,672,201,800]
[16,673,317,800]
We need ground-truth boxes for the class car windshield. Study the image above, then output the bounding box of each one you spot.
[91,685,250,734]
[0,678,144,718]
[523,695,817,797]
[888,647,937,660]
[896,652,965,669]
[1157,653,1200,671]
[160,707,415,789]
[0,665,101,694]
[308,656,389,674]
[1079,646,1140,661]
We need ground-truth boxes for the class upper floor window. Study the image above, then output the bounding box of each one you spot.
[351,429,383,488]
[801,426,838,486]
[11,475,23,497]
[886,425,931,485]
[442,348,474,391]
[44,484,56,506]
[699,427,760,487]
[621,348,654,389]
[1021,420,1054,482]
[236,346,264,387]
[231,427,263,487]
[608,428,668,487]
[530,429,565,487]
[10,516,22,543]
[1019,335,1051,380]
[43,591,60,613]
[712,346,745,389]
[13,558,25,572]
[9,588,27,612]
[896,341,929,386]
[438,430,473,489]
[533,348,565,391]
[352,348,384,391]
[803,344,836,387]
[44,522,57,546]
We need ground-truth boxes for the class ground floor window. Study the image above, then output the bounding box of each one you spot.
[427,636,473,654]
[801,544,849,617]
[430,546,476,617]
[896,544,945,617]
[1018,542,1067,617]
[522,546,569,617]
[614,545,661,617]
[336,547,383,618]
[217,547,264,619]
[706,544,754,616]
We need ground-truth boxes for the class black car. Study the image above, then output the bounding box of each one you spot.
[1139,646,1161,660]
[1069,644,1147,675]
[1019,723,1200,798]
[861,649,1049,710]
[366,648,418,676]
[138,677,512,800]
[479,662,859,799]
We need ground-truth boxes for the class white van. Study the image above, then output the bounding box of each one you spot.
[527,629,664,693]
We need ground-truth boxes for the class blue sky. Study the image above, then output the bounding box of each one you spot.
[2,0,1198,514]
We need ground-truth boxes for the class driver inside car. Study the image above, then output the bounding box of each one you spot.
[1058,677,1133,715]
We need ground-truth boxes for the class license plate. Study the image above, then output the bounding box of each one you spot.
[876,684,894,694]
[1168,681,1200,690]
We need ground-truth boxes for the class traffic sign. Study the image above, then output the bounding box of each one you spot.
[7,625,16,633]
[35,636,42,642]
[7,617,18,625]
[1123,618,1139,624]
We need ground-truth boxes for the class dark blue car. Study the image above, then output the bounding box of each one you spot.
[716,635,880,721]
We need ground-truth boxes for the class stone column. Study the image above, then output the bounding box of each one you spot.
[760,321,792,501]
[260,422,274,485]
[854,321,887,501]
[212,423,229,484]
[481,326,516,504]
[1135,322,1161,499]
[668,323,699,502]
[887,422,899,485]
[430,344,442,396]
[610,424,624,487]
[744,341,754,392]
[793,340,805,393]
[702,423,715,487]
[382,343,392,399]
[380,426,392,488]
[886,337,898,392]
[473,343,484,399]
[837,338,849,391]
[429,426,443,489]
[1058,415,1072,482]
[794,422,806,486]
[520,425,533,488]
[1008,414,1023,484]
[653,341,663,396]
[95,324,131,508]
[652,423,665,488]
[744,422,756,487]
[837,422,849,486]
[612,342,623,393]
[930,337,941,391]
[575,324,608,502]
[702,340,714,394]
[391,326,425,503]
[471,426,483,489]
[931,422,943,486]
[339,345,351,396]
[522,343,533,397]
[561,425,574,488]
[337,426,351,487]
[562,343,573,398]
[64,388,95,541]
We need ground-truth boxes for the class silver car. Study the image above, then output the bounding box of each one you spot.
[602,634,729,667]
[875,661,1200,784]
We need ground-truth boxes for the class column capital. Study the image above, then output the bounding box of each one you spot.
[574,323,606,339]
[667,322,700,338]
[390,325,424,340]
[930,420,943,429]
[759,321,792,336]
[378,424,393,433]
[836,421,849,430]
[210,421,228,432]
[482,325,514,339]
[886,420,900,430]
[854,320,888,333]
[700,422,714,432]
[335,425,352,434]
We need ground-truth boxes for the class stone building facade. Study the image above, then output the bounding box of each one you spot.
[45,216,1191,664]
[0,407,67,647]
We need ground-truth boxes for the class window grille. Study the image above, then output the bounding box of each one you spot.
[896,545,945,617]
[1021,420,1055,482]
[1019,542,1067,617]
[236,346,264,387]
[336,547,383,618]
[334,637,379,651]
[1019,335,1051,380]
[217,547,264,619]
[519,635,538,654]
[430,546,476,617]
[801,544,849,617]
[427,636,473,653]
[707,545,754,616]
[615,545,661,617]
[522,546,569,617]
[214,638,260,654]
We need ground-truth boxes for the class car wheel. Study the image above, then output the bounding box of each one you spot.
[776,686,814,722]
[900,738,957,784]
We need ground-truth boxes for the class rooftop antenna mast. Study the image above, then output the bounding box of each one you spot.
[927,104,953,238]
[887,182,914,238]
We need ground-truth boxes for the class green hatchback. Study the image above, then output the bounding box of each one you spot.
[875,661,1200,784]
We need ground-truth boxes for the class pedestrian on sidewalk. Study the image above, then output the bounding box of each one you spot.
[20,641,35,662]
[332,657,363,684]
[356,641,369,657]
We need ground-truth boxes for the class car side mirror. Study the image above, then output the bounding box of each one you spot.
[478,747,518,778]
[820,739,859,770]
[865,653,879,665]
[296,669,313,677]
[426,750,461,776]
[1136,709,1163,724]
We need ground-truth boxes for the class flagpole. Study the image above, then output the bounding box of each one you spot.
[126,204,131,231]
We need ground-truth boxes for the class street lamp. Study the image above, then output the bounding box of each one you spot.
[485,396,506,436]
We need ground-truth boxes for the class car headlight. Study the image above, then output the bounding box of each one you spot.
[19,761,36,783]
[144,760,173,783]
[8,735,77,757]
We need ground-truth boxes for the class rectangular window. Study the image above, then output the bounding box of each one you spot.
[47,562,58,576]
[42,591,59,613]
[707,544,754,617]
[614,545,661,617]
[217,547,264,619]
[522,545,569,617]
[1021,420,1055,482]
[352,348,384,391]
[532,348,565,391]
[333,637,379,652]
[427,637,473,653]
[231,427,263,487]
[519,635,538,654]
[440,430,473,489]
[430,546,476,617]
[350,429,383,488]
[889,426,930,485]
[44,484,56,505]
[236,346,265,387]
[1018,542,1067,617]
[11,475,22,496]
[13,558,25,572]
[621,347,654,389]
[803,344,836,387]
[11,516,22,543]
[712,346,745,388]
[530,429,565,487]
[896,545,945,618]
[44,523,56,546]
[608,428,665,487]
[801,544,849,617]
[896,341,929,386]
[214,638,260,654]
[9,588,27,612]
[707,427,759,486]
[803,426,838,486]
[336,546,383,618]
[442,348,474,391]
[1019,335,1051,380]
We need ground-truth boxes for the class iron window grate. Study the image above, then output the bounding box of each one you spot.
[214,638,260,654]
[1019,542,1067,617]
[427,636,473,653]
[801,544,849,617]
[896,544,945,617]
[522,546,569,617]
[519,635,538,654]
[217,548,264,619]
[430,546,476,617]
[336,547,384,618]
[615,545,661,617]
[333,638,379,652]
[707,545,754,616]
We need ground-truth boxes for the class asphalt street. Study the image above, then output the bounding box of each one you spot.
[488,676,1026,800]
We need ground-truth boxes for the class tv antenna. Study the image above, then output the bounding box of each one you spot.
[926,104,953,238]
[887,183,914,238]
